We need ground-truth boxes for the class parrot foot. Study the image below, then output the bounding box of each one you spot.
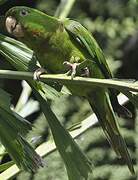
[33,67,47,80]
[63,61,80,79]
[81,67,90,77]
[63,60,90,79]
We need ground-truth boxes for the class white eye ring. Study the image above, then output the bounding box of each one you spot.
[20,9,29,16]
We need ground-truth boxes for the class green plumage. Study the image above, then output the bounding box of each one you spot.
[5,6,134,174]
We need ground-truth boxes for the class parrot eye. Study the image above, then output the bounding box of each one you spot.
[20,9,29,16]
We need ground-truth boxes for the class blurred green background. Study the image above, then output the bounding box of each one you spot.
[0,0,138,179]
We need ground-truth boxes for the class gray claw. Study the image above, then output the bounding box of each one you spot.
[81,67,90,77]
[33,67,46,80]
[63,61,80,79]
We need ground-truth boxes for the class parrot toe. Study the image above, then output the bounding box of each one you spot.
[63,61,80,79]
[33,67,47,80]
[81,67,90,77]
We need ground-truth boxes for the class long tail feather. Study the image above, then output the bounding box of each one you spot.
[87,90,134,174]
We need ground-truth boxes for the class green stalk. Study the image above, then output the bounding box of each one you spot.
[55,0,76,19]
[0,70,138,92]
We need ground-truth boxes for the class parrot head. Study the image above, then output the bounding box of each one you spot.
[5,6,59,39]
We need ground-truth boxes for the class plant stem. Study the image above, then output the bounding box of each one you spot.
[0,70,138,92]
[55,0,76,19]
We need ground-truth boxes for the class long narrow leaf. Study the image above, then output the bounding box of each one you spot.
[0,87,43,172]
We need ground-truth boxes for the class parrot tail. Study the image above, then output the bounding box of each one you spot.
[87,91,134,174]
[115,104,132,119]
[109,89,132,119]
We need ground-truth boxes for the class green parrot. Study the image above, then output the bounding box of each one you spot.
[5,6,134,174]
[0,88,43,172]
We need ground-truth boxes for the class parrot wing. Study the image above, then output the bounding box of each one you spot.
[64,20,132,118]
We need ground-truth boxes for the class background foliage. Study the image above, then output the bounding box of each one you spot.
[0,0,138,179]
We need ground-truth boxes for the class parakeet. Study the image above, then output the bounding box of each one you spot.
[5,6,134,174]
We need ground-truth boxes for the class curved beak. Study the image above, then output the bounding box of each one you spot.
[5,16,24,37]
